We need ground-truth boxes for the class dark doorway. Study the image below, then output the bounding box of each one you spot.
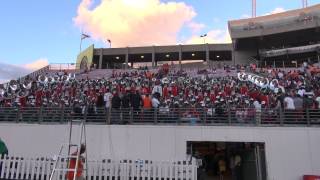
[186,141,266,180]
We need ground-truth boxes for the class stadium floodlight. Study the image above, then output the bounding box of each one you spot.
[107,39,112,48]
[302,0,308,8]
[116,56,120,60]
[200,34,207,43]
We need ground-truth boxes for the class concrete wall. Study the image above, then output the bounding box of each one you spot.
[233,49,257,65]
[0,124,319,180]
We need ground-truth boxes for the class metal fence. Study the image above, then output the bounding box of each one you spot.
[0,107,319,126]
[0,155,197,180]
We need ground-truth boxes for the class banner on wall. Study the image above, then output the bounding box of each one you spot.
[76,44,94,70]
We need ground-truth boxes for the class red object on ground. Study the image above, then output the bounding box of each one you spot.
[303,175,320,180]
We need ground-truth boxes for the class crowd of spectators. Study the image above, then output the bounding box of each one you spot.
[0,63,320,123]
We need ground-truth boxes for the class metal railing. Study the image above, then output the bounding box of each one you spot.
[0,107,319,126]
[0,155,197,180]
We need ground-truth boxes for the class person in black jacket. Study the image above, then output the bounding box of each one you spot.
[122,91,131,123]
[111,92,121,123]
[131,90,142,120]
[111,92,121,109]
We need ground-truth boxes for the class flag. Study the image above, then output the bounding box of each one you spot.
[81,33,90,40]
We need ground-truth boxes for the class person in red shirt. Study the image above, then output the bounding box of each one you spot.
[67,144,86,180]
[240,84,248,95]
[171,84,178,97]
[35,89,43,107]
[163,85,169,99]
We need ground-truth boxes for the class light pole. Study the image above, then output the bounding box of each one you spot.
[200,34,207,44]
[107,39,112,48]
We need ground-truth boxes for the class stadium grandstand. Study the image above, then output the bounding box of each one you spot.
[1,3,320,180]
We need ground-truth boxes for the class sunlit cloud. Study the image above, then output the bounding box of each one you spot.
[267,7,286,15]
[74,0,196,47]
[24,58,49,71]
[0,58,49,84]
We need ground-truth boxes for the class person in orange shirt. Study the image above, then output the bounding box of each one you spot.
[67,144,86,180]
[143,94,152,109]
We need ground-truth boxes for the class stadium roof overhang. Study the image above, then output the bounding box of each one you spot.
[228,4,320,40]
[93,44,233,63]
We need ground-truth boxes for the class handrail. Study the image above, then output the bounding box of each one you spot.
[0,107,319,127]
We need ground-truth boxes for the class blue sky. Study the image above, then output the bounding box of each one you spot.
[0,0,319,66]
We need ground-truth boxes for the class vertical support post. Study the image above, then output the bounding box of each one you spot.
[152,46,156,68]
[99,48,103,69]
[279,107,284,126]
[228,107,232,125]
[255,144,262,180]
[154,108,158,124]
[179,44,182,70]
[130,108,133,124]
[61,107,65,123]
[306,109,311,126]
[205,43,209,63]
[273,60,275,68]
[125,47,129,70]
[16,107,20,123]
[108,107,111,125]
[203,109,207,125]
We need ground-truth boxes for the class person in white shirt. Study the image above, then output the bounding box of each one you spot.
[284,95,295,110]
[316,96,320,109]
[253,100,261,124]
[152,95,160,108]
[152,81,162,97]
[104,89,113,110]
[297,87,305,97]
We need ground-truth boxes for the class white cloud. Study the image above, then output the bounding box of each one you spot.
[185,28,231,44]
[0,58,49,84]
[265,7,285,15]
[187,21,206,34]
[74,0,196,47]
[241,14,251,19]
[24,58,49,71]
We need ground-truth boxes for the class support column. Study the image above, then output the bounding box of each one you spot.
[273,60,276,68]
[125,47,129,69]
[205,43,209,62]
[98,48,103,69]
[179,44,182,70]
[152,46,156,68]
